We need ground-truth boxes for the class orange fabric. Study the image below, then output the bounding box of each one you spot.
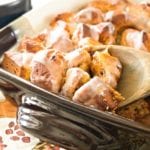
[0,97,17,118]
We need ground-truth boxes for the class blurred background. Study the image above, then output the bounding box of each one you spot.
[32,0,52,8]
[0,0,52,28]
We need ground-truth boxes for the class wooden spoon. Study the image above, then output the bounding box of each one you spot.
[89,45,150,107]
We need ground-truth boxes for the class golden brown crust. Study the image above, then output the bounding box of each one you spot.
[48,20,75,52]
[120,28,150,52]
[72,23,99,44]
[91,50,122,88]
[61,68,90,98]
[2,51,33,80]
[87,0,128,13]
[94,22,117,44]
[73,7,103,24]
[18,31,48,53]
[104,3,150,32]
[73,76,124,111]
[117,99,150,121]
[30,49,67,93]
[50,12,73,27]
[64,48,91,71]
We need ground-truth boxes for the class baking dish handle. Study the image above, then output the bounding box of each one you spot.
[17,94,150,150]
[0,26,17,55]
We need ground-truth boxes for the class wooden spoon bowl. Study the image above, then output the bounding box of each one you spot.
[92,45,150,107]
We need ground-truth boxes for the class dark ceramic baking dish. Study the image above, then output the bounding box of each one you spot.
[0,0,150,149]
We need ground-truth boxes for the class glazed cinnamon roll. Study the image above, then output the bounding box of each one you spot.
[73,76,124,111]
[91,50,122,88]
[121,28,150,52]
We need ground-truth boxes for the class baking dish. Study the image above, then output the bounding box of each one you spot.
[0,0,150,149]
[0,68,150,150]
